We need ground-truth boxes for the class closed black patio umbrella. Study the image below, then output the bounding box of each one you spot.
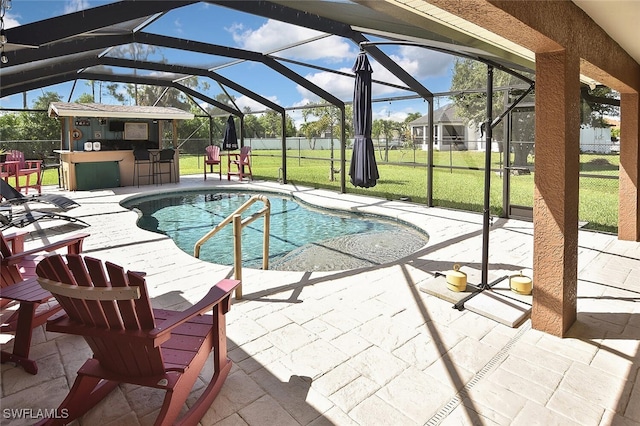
[349,51,379,188]
[222,115,238,151]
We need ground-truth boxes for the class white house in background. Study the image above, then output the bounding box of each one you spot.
[410,103,492,151]
[579,126,613,153]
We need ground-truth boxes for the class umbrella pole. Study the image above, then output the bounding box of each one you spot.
[481,65,494,289]
[452,66,512,310]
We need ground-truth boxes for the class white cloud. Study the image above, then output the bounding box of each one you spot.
[228,19,354,61]
[148,71,181,79]
[295,68,353,103]
[366,47,453,91]
[197,94,279,114]
[291,47,453,106]
[3,12,20,28]
[372,106,412,122]
[235,94,278,112]
[292,98,313,108]
[390,46,453,79]
[223,17,453,113]
[287,109,303,126]
[64,0,90,14]
[174,18,183,34]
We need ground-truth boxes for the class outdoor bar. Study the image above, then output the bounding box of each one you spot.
[47,102,193,190]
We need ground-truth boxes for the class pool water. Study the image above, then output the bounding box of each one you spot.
[122,191,429,271]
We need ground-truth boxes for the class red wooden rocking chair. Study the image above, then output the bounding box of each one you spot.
[204,145,222,180]
[6,150,43,195]
[35,254,240,426]
[1,231,89,374]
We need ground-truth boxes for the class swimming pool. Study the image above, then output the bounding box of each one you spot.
[121,190,429,271]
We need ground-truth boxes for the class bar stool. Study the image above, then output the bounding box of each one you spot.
[154,148,175,185]
[133,148,153,187]
[43,153,62,188]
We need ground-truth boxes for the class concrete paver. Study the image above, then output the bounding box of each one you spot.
[1,176,639,425]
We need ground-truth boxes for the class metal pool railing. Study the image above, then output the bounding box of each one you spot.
[193,194,271,299]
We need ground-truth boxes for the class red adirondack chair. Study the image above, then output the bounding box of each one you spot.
[6,150,43,195]
[227,146,253,181]
[204,145,222,180]
[1,231,89,374]
[35,254,240,426]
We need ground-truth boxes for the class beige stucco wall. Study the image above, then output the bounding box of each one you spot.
[406,0,640,336]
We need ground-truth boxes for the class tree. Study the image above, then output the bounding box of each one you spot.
[259,110,295,138]
[0,112,21,140]
[242,109,264,138]
[300,102,349,180]
[260,110,280,138]
[401,112,422,144]
[19,92,62,140]
[450,58,533,166]
[200,93,240,140]
[611,127,620,140]
[284,114,297,137]
[101,44,213,109]
[176,103,210,144]
[0,92,62,142]
[580,86,620,127]
[75,93,95,103]
[301,103,350,139]
[116,73,211,143]
[104,82,126,104]
[372,118,401,161]
[103,43,161,105]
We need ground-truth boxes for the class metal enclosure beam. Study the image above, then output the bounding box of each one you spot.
[4,1,196,48]
[0,35,133,67]
[98,57,285,114]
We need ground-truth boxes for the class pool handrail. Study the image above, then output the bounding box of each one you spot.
[194,194,270,299]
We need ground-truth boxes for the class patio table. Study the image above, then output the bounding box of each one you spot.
[0,277,60,374]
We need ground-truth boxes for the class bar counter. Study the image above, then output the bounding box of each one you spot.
[56,149,178,191]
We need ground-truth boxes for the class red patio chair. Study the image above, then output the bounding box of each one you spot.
[1,231,89,374]
[6,150,43,195]
[204,145,222,180]
[34,254,240,426]
[227,146,253,181]
[1,162,13,183]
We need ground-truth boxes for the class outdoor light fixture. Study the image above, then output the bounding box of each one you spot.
[0,2,6,64]
[0,1,6,64]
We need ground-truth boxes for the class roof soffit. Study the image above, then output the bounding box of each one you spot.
[48,102,195,120]
[352,0,536,71]
[572,0,640,64]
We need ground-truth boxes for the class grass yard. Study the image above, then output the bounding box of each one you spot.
[34,148,619,233]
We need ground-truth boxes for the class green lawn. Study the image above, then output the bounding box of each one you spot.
[36,148,619,233]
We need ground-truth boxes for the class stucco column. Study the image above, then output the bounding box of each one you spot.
[532,49,580,337]
[618,92,640,241]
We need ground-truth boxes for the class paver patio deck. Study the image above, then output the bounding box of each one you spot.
[1,176,639,425]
